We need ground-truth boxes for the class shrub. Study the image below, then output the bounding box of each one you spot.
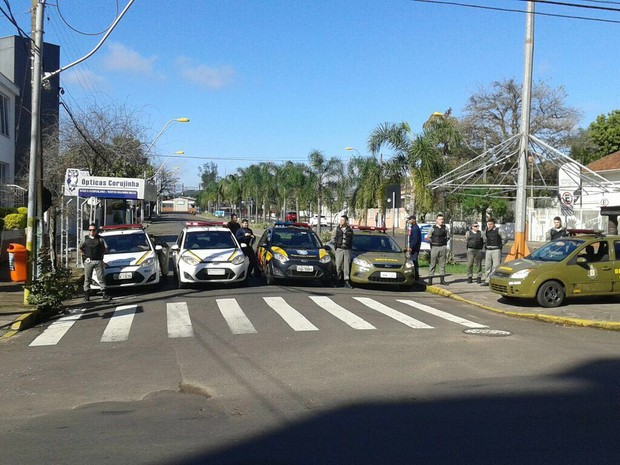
[3,212,27,230]
[16,207,28,215]
[26,248,79,319]
[0,207,18,218]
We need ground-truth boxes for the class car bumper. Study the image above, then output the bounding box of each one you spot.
[91,265,160,288]
[489,276,536,298]
[178,261,249,284]
[270,260,333,280]
[350,266,415,285]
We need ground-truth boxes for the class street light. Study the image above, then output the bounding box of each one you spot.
[144,117,190,154]
[152,154,183,215]
[151,151,184,180]
[344,146,362,157]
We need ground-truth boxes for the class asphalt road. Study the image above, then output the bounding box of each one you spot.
[1,215,618,465]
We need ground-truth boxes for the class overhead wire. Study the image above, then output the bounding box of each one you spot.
[411,0,620,24]
[55,0,119,36]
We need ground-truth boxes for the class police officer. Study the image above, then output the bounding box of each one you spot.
[332,214,354,288]
[226,213,240,235]
[79,223,111,302]
[406,214,421,281]
[236,218,260,277]
[465,222,484,283]
[427,214,449,285]
[481,218,507,286]
[546,216,568,241]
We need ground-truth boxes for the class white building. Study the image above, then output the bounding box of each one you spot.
[0,71,19,188]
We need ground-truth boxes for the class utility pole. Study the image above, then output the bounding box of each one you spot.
[507,0,534,261]
[25,0,45,304]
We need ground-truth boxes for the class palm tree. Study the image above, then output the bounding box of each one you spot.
[368,120,449,216]
[347,155,384,225]
[307,150,343,233]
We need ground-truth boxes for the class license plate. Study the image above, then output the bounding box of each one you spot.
[297,265,313,272]
[380,271,397,278]
[117,272,132,280]
[207,268,226,275]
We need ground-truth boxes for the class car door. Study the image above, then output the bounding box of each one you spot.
[570,240,614,294]
[613,240,620,293]
[256,231,269,267]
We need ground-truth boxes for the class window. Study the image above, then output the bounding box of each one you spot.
[0,93,8,137]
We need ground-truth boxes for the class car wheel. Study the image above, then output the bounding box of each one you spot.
[265,264,274,285]
[536,280,565,308]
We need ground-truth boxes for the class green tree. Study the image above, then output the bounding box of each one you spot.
[587,110,620,159]
[306,150,343,231]
[461,188,509,223]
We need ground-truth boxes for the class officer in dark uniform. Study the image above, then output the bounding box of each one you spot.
[546,216,568,241]
[226,213,240,235]
[427,214,449,285]
[236,218,260,277]
[465,222,484,283]
[79,223,111,302]
[331,215,354,288]
[481,217,507,286]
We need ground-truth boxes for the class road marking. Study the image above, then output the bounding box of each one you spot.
[29,310,86,347]
[397,299,488,328]
[217,298,257,334]
[263,297,319,331]
[167,302,194,338]
[353,297,433,329]
[309,296,376,330]
[100,305,137,342]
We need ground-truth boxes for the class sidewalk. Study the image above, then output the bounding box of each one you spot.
[0,266,35,340]
[426,274,620,331]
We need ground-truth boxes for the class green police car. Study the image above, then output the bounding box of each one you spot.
[490,230,620,307]
[349,226,417,289]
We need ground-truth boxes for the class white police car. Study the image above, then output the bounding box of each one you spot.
[171,222,250,288]
[93,224,169,289]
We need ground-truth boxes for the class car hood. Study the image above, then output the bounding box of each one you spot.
[186,248,240,262]
[271,246,327,260]
[352,251,406,265]
[495,258,545,276]
[104,251,154,267]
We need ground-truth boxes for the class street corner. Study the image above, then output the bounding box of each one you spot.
[425,285,455,298]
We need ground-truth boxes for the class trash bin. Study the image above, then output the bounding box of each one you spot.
[8,243,27,282]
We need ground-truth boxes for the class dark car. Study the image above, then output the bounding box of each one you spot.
[256,222,334,285]
[285,211,298,222]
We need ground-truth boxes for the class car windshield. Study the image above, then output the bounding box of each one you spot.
[185,231,236,249]
[528,239,582,262]
[105,233,151,254]
[352,234,401,253]
[271,229,321,248]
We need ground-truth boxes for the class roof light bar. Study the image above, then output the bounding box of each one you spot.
[185,221,226,227]
[351,225,387,232]
[100,223,144,230]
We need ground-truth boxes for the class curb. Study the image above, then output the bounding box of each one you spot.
[0,310,39,341]
[425,285,620,332]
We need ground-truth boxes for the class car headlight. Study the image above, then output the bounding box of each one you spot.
[231,254,246,265]
[319,255,331,263]
[274,252,288,263]
[353,257,371,269]
[181,254,200,266]
[510,269,532,279]
[140,257,155,267]
[405,260,414,269]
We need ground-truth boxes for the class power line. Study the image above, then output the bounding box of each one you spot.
[411,0,620,24]
[519,0,620,13]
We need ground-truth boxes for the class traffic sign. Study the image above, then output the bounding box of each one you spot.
[561,191,573,206]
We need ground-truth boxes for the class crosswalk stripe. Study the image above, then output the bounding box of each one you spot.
[353,297,433,329]
[167,302,194,338]
[263,296,319,331]
[29,310,86,347]
[217,298,257,334]
[100,305,137,342]
[397,299,488,328]
[309,296,376,330]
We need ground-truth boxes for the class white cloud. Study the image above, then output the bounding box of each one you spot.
[176,56,235,90]
[102,42,158,75]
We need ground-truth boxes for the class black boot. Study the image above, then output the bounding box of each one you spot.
[440,277,447,285]
[428,277,433,285]
[102,292,112,302]
[83,290,90,302]
[476,277,482,284]
[467,277,473,284]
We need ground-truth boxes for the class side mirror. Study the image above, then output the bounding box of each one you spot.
[240,243,248,248]
[155,245,163,251]
[259,242,268,248]
[170,244,180,251]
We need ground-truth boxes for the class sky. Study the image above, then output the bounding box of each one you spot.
[3,0,620,189]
